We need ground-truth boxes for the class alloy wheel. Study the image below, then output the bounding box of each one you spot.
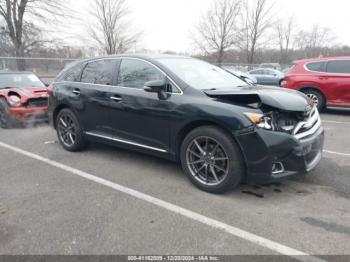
[186,136,229,186]
[306,93,319,106]
[57,113,77,147]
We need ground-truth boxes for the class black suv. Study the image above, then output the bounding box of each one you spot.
[49,54,324,193]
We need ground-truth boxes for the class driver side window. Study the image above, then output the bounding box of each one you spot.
[117,59,165,89]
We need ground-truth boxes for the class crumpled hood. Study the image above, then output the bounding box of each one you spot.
[1,87,49,99]
[204,85,310,112]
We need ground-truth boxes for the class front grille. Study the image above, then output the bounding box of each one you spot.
[26,98,48,108]
[293,107,321,140]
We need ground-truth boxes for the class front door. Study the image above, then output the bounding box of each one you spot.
[108,58,181,153]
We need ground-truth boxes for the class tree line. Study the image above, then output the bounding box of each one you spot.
[193,0,343,65]
[0,0,349,71]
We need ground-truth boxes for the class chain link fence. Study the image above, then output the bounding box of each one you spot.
[0,57,293,84]
[0,57,78,84]
[216,63,292,72]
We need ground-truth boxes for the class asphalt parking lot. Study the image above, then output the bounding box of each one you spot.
[0,110,350,260]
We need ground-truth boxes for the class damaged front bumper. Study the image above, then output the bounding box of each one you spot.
[9,107,48,124]
[235,126,324,183]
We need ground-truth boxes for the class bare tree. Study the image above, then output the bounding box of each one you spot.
[239,0,275,63]
[295,24,335,57]
[89,0,140,55]
[192,0,242,65]
[0,21,14,57]
[275,16,297,64]
[0,0,68,70]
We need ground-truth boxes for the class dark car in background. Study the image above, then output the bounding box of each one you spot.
[0,71,50,128]
[249,68,285,86]
[49,54,324,193]
[282,57,350,111]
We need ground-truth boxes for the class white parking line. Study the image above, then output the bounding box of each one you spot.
[322,120,350,125]
[324,150,350,157]
[0,141,325,262]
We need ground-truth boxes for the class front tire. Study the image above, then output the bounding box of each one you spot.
[180,126,244,193]
[56,108,87,152]
[0,99,13,129]
[301,89,325,111]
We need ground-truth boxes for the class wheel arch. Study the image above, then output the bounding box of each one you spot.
[298,85,326,99]
[298,85,327,107]
[278,78,284,86]
[175,120,247,172]
[52,103,72,129]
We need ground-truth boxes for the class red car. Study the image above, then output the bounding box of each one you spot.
[0,71,50,128]
[282,57,350,111]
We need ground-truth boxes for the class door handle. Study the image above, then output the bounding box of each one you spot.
[72,88,81,95]
[319,77,328,80]
[110,95,122,102]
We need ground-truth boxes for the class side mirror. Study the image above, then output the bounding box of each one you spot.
[144,79,166,93]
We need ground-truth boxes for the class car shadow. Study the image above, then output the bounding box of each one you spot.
[83,142,350,201]
[230,157,350,200]
[322,108,350,116]
[7,121,49,129]
[87,142,183,176]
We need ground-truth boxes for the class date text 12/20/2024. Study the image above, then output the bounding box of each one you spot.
[127,256,220,261]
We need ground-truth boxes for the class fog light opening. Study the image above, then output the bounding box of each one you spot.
[272,162,285,174]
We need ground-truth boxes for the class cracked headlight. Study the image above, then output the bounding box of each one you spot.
[8,95,22,107]
[244,112,273,130]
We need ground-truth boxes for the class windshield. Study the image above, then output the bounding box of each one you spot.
[158,58,247,90]
[0,73,45,89]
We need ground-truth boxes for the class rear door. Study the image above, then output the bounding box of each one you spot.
[77,59,119,133]
[324,60,350,106]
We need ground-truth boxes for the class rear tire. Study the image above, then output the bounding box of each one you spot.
[301,89,325,111]
[180,126,244,193]
[0,99,13,129]
[56,108,87,152]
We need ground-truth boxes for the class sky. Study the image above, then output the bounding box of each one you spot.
[66,0,350,53]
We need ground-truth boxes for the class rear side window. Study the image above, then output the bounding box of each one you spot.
[326,60,350,74]
[305,62,325,72]
[81,59,117,85]
[117,59,164,89]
